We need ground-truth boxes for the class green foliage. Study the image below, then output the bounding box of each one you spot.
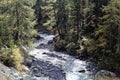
[53,0,120,73]
[0,0,120,74]
[42,0,57,30]
[54,36,67,51]
[56,0,68,38]
[66,42,76,53]
[0,0,37,69]
[10,45,24,70]
[0,0,37,47]
[66,29,78,42]
[0,45,23,70]
[95,0,120,71]
[34,0,42,24]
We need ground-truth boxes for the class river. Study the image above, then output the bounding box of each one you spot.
[28,33,95,80]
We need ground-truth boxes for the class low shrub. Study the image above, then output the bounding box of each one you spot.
[54,37,67,51]
[0,45,24,71]
[66,42,76,53]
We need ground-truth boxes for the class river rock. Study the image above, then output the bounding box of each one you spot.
[95,70,116,78]
[0,62,32,80]
[24,56,36,68]
[0,63,16,80]
[35,35,43,40]
[48,40,53,44]
[30,59,66,80]
[79,70,86,73]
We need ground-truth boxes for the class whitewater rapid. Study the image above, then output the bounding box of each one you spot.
[29,33,94,80]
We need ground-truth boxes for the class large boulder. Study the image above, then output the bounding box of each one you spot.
[95,70,116,78]
[24,56,35,68]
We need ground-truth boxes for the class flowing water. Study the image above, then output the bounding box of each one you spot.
[29,33,95,80]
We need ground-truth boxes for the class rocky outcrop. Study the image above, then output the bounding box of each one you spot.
[0,62,18,80]
[95,70,116,78]
[0,70,13,80]
[0,62,55,80]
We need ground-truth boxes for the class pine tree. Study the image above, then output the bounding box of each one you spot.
[8,0,37,45]
[34,0,42,24]
[56,0,68,39]
[42,0,57,30]
[69,0,83,40]
[0,0,37,69]
[95,0,120,71]
[0,0,37,51]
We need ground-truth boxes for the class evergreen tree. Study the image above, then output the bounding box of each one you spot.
[70,0,83,40]
[42,0,57,30]
[34,0,42,24]
[8,0,36,45]
[0,0,37,69]
[96,0,120,71]
[56,0,68,39]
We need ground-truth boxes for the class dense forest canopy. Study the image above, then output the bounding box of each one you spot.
[0,0,120,75]
[0,0,37,70]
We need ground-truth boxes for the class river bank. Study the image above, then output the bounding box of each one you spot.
[0,32,119,80]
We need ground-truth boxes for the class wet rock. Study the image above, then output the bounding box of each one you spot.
[30,59,66,80]
[95,70,116,78]
[43,52,47,54]
[30,76,53,80]
[86,64,93,71]
[86,61,97,72]
[48,40,53,44]
[23,56,36,68]
[36,44,46,49]
[42,31,51,35]
[79,48,88,59]
[86,67,92,71]
[40,43,44,46]
[43,52,67,61]
[79,70,86,73]
[35,35,43,40]
[24,59,32,67]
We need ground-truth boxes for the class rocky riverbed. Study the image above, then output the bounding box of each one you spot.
[25,33,97,80]
[0,33,97,80]
[0,32,118,80]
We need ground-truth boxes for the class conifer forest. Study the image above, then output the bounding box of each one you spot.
[0,0,120,80]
